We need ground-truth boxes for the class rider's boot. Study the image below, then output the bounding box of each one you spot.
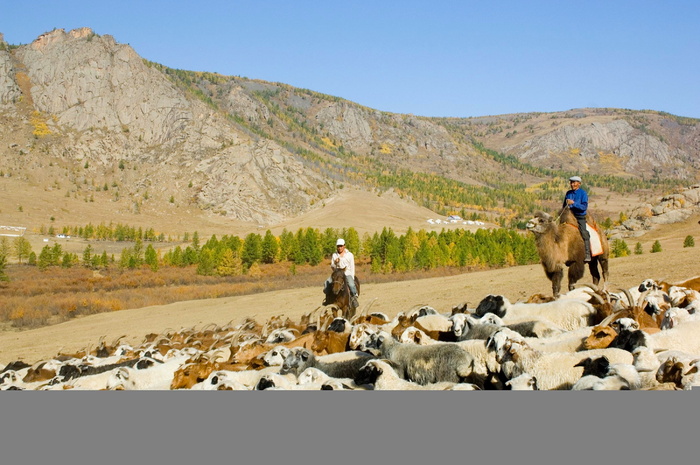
[351,294,359,310]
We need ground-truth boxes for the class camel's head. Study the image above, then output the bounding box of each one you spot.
[525,211,552,234]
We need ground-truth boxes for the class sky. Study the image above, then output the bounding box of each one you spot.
[1,1,698,119]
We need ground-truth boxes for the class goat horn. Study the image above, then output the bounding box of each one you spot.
[599,308,625,327]
[636,289,652,308]
[584,290,606,305]
[616,288,635,309]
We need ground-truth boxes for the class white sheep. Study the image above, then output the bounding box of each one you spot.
[263,346,292,366]
[296,367,358,389]
[660,307,700,330]
[504,373,538,390]
[399,327,440,345]
[647,320,700,353]
[413,313,453,333]
[265,328,299,344]
[495,338,634,390]
[475,294,596,331]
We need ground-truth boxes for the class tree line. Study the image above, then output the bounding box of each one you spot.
[1,225,540,279]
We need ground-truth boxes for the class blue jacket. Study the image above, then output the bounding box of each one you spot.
[564,188,588,217]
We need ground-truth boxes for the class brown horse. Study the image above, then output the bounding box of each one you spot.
[325,267,360,321]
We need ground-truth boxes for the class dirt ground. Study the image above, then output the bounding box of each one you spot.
[2,210,699,366]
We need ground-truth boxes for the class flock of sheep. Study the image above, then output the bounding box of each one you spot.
[2,275,699,391]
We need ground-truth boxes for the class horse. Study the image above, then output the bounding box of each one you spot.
[325,267,361,321]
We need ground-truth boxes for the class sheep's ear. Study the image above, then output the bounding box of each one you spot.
[685,365,698,375]
[529,376,538,388]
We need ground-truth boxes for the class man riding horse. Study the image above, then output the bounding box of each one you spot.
[323,238,359,310]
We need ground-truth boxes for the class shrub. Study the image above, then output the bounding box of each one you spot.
[683,235,695,248]
[611,239,631,257]
[651,240,662,253]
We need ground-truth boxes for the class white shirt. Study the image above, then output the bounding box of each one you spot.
[331,250,355,278]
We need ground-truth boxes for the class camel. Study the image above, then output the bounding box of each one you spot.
[526,208,609,297]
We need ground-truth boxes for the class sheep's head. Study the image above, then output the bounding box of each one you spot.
[656,358,686,387]
[354,359,395,387]
[359,331,389,356]
[348,323,376,351]
[449,313,468,338]
[263,346,291,367]
[280,348,313,375]
[574,356,610,378]
[298,367,327,385]
[474,294,509,319]
[505,373,538,390]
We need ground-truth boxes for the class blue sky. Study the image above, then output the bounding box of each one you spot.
[1,1,698,118]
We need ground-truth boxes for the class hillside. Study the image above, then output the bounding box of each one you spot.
[1,27,700,237]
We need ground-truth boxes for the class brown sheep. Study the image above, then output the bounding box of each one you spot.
[526,209,609,297]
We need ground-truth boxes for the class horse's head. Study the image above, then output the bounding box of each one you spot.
[331,267,347,294]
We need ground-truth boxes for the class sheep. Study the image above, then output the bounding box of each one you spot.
[348,323,380,350]
[105,356,188,390]
[571,356,642,390]
[474,294,596,331]
[655,355,700,390]
[660,307,700,330]
[296,367,360,390]
[493,337,634,390]
[359,331,478,386]
[405,305,439,319]
[326,317,351,333]
[280,348,374,379]
[647,320,700,353]
[505,373,539,390]
[264,328,299,344]
[254,372,299,390]
[524,326,592,353]
[262,346,292,367]
[455,339,504,389]
[184,366,283,391]
[399,327,440,345]
[354,359,459,390]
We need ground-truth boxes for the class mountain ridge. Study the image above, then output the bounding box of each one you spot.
[1,28,699,233]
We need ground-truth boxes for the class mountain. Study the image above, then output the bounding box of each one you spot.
[1,28,700,231]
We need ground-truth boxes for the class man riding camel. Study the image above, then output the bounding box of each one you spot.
[323,238,359,309]
[563,175,591,263]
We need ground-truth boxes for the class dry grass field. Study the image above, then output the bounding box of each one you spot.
[2,188,699,366]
